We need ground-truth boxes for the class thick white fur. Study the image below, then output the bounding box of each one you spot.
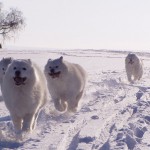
[44,57,87,113]
[0,57,13,85]
[125,53,143,83]
[1,59,47,133]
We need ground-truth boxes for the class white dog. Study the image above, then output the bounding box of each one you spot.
[125,53,143,83]
[0,57,13,85]
[1,59,48,133]
[44,56,87,113]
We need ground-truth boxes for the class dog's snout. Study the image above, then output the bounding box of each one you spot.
[15,70,21,76]
[50,68,55,73]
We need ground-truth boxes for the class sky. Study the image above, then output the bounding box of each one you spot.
[1,0,150,51]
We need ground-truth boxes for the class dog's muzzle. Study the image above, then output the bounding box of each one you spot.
[48,71,61,78]
[14,77,27,86]
[128,60,134,64]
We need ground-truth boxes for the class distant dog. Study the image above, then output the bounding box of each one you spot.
[0,57,13,85]
[125,53,143,83]
[1,59,48,133]
[44,56,87,113]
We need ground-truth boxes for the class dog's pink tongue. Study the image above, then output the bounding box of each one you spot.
[14,77,22,82]
[49,72,61,78]
[14,77,26,85]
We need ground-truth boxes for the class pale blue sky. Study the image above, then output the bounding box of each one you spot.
[1,0,150,51]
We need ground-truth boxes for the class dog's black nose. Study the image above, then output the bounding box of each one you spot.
[50,68,55,73]
[15,70,21,76]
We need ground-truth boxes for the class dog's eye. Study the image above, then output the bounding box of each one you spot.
[13,67,17,70]
[2,68,4,71]
[55,66,59,68]
[22,68,26,70]
[49,66,52,69]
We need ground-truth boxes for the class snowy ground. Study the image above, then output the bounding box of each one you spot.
[0,49,150,150]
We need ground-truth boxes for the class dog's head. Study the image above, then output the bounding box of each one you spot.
[6,59,34,86]
[45,56,66,79]
[125,53,139,65]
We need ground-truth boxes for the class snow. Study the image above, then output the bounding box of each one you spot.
[0,48,150,150]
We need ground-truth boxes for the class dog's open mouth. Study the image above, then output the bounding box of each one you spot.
[48,71,61,78]
[129,61,134,64]
[14,77,27,86]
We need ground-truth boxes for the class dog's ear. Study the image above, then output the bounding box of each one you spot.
[9,57,13,62]
[48,58,51,62]
[60,56,63,62]
[26,59,32,65]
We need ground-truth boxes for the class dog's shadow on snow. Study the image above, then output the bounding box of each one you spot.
[124,82,150,92]
[0,115,11,122]
[124,83,150,100]
[0,141,23,149]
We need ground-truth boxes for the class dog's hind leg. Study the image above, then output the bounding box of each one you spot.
[138,70,143,80]
[67,91,84,113]
[76,90,84,102]
[134,75,139,81]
